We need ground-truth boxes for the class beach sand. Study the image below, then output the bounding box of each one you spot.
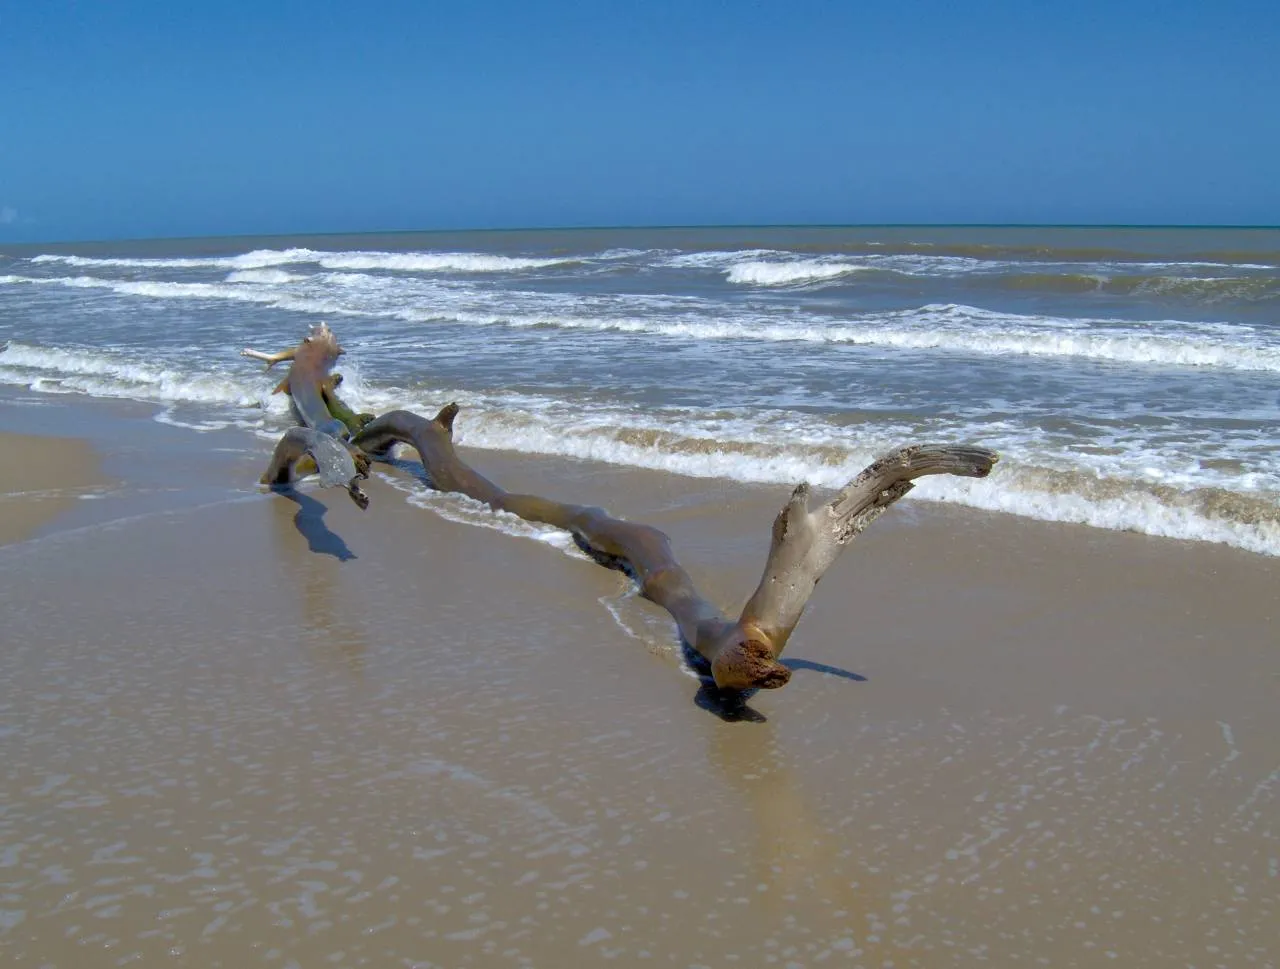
[0,431,106,546]
[0,394,1276,967]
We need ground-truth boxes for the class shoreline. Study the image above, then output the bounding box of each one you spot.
[3,385,1279,570]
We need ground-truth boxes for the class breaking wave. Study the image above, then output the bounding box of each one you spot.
[0,341,274,409]
[725,260,864,286]
[224,268,305,284]
[688,249,1278,292]
[30,248,575,273]
[404,399,1280,558]
[4,272,1277,373]
[2,339,1277,555]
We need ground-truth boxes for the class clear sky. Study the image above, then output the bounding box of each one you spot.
[2,0,1277,242]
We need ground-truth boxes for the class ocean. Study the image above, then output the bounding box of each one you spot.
[2,225,1278,555]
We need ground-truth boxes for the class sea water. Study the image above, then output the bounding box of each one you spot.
[1,225,1277,554]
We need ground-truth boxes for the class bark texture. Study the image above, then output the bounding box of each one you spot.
[243,323,372,508]
[246,324,999,692]
[352,410,997,691]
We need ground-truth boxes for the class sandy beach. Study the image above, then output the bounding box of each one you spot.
[0,393,1276,967]
[0,431,106,546]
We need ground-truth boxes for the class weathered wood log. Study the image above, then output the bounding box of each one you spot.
[240,346,297,368]
[243,323,371,508]
[245,324,998,692]
[319,374,377,435]
[352,409,997,692]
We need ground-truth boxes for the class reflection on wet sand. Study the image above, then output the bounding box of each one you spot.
[710,719,864,902]
[0,431,106,545]
[270,488,368,675]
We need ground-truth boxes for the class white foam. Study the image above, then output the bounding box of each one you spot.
[2,336,1275,555]
[725,260,863,286]
[8,272,1278,373]
[28,247,1274,289]
[850,304,1280,371]
[376,472,588,558]
[862,253,1012,275]
[30,249,310,270]
[29,248,574,273]
[152,407,265,433]
[1107,260,1277,272]
[0,272,377,319]
[927,472,1280,558]
[662,249,790,269]
[688,249,1276,281]
[420,401,1280,557]
[225,268,303,284]
[438,301,1280,373]
[0,341,279,410]
[671,250,1006,278]
[310,251,570,272]
[594,247,669,261]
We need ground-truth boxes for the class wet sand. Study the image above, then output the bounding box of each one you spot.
[0,396,1277,967]
[0,431,105,546]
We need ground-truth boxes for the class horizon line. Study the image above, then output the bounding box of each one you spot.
[8,221,1280,248]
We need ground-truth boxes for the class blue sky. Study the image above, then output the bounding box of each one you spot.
[1,0,1277,241]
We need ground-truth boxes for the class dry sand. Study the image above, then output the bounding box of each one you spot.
[0,398,1276,967]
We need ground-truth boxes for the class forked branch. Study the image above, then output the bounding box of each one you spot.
[739,444,997,651]
[241,346,297,368]
[248,325,999,694]
[244,323,371,509]
[352,410,997,692]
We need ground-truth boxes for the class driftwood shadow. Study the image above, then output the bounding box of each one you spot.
[684,642,866,722]
[781,658,868,682]
[694,682,770,723]
[272,486,357,561]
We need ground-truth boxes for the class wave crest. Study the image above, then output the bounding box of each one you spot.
[225,268,303,284]
[725,260,862,286]
[30,248,574,273]
[5,273,1279,373]
[442,403,1280,557]
[0,341,273,408]
[3,340,1277,555]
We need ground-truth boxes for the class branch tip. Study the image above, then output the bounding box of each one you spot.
[435,402,460,434]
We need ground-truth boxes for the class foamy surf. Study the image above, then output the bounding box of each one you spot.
[452,418,1280,557]
[366,394,1280,558]
[725,260,864,286]
[0,341,280,410]
[281,376,1280,557]
[225,268,305,284]
[30,248,576,273]
[4,272,1278,372]
[3,226,1277,559]
[4,336,1278,556]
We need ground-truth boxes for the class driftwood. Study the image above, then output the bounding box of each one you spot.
[243,323,374,509]
[246,326,998,692]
